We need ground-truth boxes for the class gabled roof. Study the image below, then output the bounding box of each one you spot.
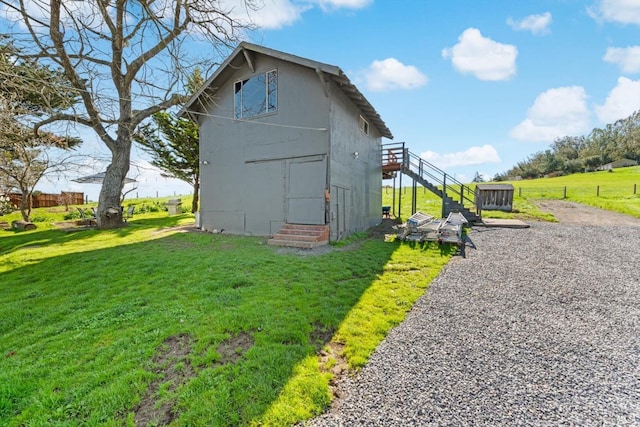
[180,42,393,139]
[476,184,514,190]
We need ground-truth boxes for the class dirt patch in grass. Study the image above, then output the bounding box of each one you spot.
[134,332,254,425]
[310,322,335,352]
[318,342,349,398]
[366,218,402,239]
[134,334,195,426]
[215,331,254,365]
[313,322,349,399]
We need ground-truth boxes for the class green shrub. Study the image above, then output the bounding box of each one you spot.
[63,210,82,220]
[137,201,166,213]
[30,215,54,223]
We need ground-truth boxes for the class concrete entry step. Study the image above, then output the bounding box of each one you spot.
[268,223,329,248]
[478,218,530,228]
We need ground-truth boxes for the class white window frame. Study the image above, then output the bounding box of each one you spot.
[359,115,369,135]
[234,69,278,120]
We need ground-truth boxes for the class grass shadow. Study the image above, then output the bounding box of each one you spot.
[0,214,191,259]
[1,224,418,426]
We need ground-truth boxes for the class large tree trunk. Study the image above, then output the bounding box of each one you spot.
[97,140,131,229]
[191,180,199,214]
[19,189,32,222]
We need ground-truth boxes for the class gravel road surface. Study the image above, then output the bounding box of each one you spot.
[309,205,640,426]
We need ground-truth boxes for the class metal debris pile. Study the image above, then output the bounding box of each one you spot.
[397,211,468,247]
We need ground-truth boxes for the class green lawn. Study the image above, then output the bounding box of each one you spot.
[508,165,640,218]
[0,201,454,426]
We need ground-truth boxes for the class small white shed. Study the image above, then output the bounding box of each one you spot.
[474,184,514,213]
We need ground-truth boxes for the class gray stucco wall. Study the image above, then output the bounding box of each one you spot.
[327,84,383,241]
[198,54,331,235]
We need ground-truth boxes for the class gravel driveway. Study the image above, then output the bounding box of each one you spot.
[309,205,640,426]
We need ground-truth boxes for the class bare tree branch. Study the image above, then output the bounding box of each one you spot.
[1,0,255,228]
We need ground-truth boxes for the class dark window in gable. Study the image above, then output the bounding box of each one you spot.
[234,70,277,119]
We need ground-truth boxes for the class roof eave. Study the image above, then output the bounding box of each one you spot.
[330,70,393,139]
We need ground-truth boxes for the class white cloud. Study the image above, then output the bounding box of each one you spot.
[420,145,501,169]
[223,0,302,29]
[231,0,372,29]
[2,0,368,34]
[507,12,552,35]
[314,0,373,10]
[510,86,591,142]
[442,28,518,81]
[0,0,373,33]
[603,46,640,74]
[363,58,428,92]
[588,0,640,25]
[595,77,640,123]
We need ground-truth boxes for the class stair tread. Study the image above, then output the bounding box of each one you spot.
[277,229,326,236]
[267,239,329,248]
[273,233,323,242]
[269,223,329,248]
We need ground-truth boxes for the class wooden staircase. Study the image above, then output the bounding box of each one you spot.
[383,142,481,223]
[268,224,330,249]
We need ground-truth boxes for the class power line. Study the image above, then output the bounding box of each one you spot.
[184,109,327,131]
[0,70,329,132]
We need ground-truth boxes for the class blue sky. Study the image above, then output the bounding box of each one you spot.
[24,0,640,198]
[241,0,640,183]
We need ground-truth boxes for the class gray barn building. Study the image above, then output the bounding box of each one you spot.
[182,43,392,244]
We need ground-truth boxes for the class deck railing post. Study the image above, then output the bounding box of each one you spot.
[398,169,402,219]
[392,176,396,216]
[412,179,417,215]
[442,174,447,218]
[443,174,447,196]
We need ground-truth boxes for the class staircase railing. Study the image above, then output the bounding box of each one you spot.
[382,142,475,208]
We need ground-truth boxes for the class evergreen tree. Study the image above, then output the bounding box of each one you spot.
[0,39,81,221]
[134,112,200,213]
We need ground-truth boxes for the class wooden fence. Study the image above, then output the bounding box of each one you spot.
[7,191,84,208]
[517,184,638,199]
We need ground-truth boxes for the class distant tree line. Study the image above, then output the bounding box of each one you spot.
[495,110,640,181]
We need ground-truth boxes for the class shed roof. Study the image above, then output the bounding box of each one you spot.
[180,42,393,139]
[604,158,637,166]
[476,184,514,191]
